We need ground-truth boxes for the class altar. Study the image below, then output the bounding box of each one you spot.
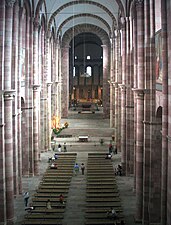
[79,135,89,142]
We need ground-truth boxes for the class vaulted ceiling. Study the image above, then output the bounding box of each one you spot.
[32,0,126,39]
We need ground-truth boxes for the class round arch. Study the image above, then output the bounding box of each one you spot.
[60,24,110,118]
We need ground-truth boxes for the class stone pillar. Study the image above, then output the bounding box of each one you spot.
[17,7,23,191]
[40,27,46,153]
[12,1,19,196]
[134,1,145,221]
[4,1,16,223]
[32,17,40,175]
[27,18,34,176]
[119,83,126,174]
[47,82,53,151]
[101,44,110,118]
[58,45,62,120]
[129,16,135,175]
[132,8,138,191]
[125,16,132,175]
[33,85,40,175]
[41,33,50,152]
[133,89,144,222]
[161,1,168,225]
[114,30,120,148]
[4,90,15,225]
[143,1,150,223]
[0,2,5,223]
[120,17,127,174]
[110,37,114,128]
[117,30,122,151]
[61,46,69,118]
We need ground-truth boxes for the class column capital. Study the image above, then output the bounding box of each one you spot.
[118,84,126,91]
[143,120,162,125]
[113,82,119,88]
[47,82,53,87]
[132,88,144,98]
[40,98,47,101]
[167,135,171,142]
[135,0,144,7]
[33,18,40,29]
[4,90,15,99]
[45,30,51,39]
[120,17,126,30]
[32,84,40,91]
[5,0,16,7]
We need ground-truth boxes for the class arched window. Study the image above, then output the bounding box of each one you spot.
[86,66,92,76]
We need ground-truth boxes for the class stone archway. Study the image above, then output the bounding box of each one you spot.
[61,24,110,118]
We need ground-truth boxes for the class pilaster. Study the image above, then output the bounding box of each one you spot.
[101,44,110,118]
[47,82,53,151]
[133,88,144,223]
[119,84,126,174]
[61,46,69,118]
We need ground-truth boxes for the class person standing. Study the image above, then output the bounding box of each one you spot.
[59,193,64,205]
[74,163,79,175]
[108,143,113,154]
[58,144,61,152]
[46,199,52,209]
[64,142,67,152]
[81,163,85,175]
[23,192,30,207]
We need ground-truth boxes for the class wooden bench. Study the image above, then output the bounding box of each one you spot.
[22,220,62,225]
[87,178,116,181]
[32,198,66,203]
[86,193,119,198]
[85,213,124,219]
[39,182,70,186]
[37,189,69,193]
[86,202,122,207]
[86,184,117,189]
[25,214,63,219]
[57,153,77,156]
[86,197,121,202]
[32,202,65,208]
[29,208,65,214]
[45,171,73,175]
[85,219,123,225]
[86,188,119,193]
[87,182,117,185]
[85,208,123,213]
[38,185,69,189]
[43,174,72,178]
[34,193,68,198]
[87,174,115,178]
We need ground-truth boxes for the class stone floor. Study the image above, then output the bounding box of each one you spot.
[14,109,141,225]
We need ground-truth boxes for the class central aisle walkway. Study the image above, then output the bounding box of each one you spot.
[63,152,88,225]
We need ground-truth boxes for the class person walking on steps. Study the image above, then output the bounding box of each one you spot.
[81,163,85,175]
